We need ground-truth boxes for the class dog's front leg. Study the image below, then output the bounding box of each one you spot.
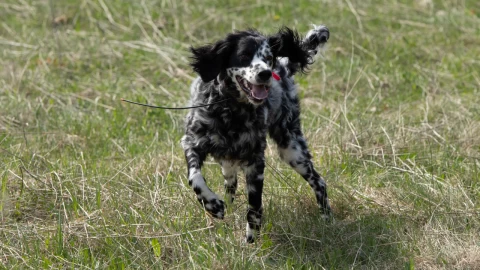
[184,146,225,219]
[242,156,265,243]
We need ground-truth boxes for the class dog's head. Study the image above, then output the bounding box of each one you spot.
[190,27,312,105]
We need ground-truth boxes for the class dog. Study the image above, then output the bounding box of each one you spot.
[181,24,331,243]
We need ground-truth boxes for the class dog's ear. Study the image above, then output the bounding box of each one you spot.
[269,26,311,74]
[190,39,233,83]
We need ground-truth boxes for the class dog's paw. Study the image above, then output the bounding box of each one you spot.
[245,234,255,244]
[245,226,258,244]
[320,202,333,221]
[201,198,225,219]
[321,212,334,222]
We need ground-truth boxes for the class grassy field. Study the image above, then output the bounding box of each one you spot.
[1,0,480,268]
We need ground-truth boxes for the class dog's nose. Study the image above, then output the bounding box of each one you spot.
[318,27,329,43]
[257,70,272,82]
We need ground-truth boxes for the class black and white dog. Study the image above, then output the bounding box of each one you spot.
[181,25,331,243]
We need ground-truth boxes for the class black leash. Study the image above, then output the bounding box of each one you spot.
[121,98,229,110]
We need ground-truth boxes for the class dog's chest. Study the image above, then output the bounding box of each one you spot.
[207,105,268,160]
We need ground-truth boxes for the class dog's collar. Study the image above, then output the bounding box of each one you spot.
[272,71,280,81]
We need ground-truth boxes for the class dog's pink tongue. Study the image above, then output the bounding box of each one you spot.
[251,85,268,99]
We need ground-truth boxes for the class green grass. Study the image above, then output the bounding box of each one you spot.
[1,0,480,268]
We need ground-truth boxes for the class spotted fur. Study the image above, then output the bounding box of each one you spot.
[181,25,331,243]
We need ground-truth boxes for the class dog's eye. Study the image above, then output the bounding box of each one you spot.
[240,55,250,60]
[265,55,273,62]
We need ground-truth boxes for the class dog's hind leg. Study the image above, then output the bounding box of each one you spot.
[269,112,332,217]
[183,144,225,219]
[277,137,331,217]
[220,160,239,204]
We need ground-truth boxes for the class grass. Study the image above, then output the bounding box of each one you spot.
[1,0,480,268]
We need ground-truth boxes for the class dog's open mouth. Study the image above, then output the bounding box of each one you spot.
[236,76,270,102]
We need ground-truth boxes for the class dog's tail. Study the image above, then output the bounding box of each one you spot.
[302,24,329,60]
[276,25,329,78]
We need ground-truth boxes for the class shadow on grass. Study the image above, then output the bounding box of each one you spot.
[261,198,408,269]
